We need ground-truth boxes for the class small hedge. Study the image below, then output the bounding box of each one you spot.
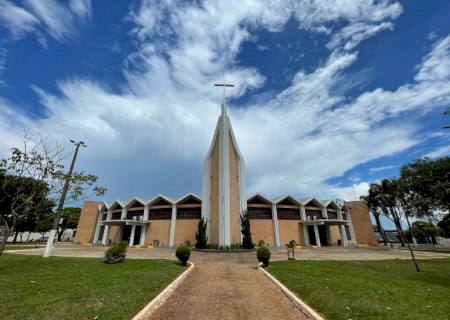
[176,245,191,266]
[257,245,271,267]
[104,241,128,264]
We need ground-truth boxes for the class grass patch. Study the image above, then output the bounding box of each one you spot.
[397,246,450,254]
[5,244,43,250]
[270,259,450,320]
[0,254,184,320]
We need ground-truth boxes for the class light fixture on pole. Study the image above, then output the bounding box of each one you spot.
[43,140,87,258]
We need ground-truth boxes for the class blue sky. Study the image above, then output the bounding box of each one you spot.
[1,1,450,227]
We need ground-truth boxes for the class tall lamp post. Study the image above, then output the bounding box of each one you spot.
[43,140,86,258]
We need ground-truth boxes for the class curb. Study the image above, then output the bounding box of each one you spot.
[132,262,194,320]
[258,265,325,320]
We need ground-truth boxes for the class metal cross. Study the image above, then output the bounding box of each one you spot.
[214,74,234,107]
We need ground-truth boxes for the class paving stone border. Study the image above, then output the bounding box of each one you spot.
[258,265,325,320]
[132,262,194,320]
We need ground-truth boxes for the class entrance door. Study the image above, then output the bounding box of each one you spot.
[133,226,142,245]
[121,225,132,243]
[307,226,316,246]
[318,225,328,246]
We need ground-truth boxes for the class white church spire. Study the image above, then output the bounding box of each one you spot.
[202,76,247,248]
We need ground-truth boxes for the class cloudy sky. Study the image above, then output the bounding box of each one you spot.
[1,1,450,211]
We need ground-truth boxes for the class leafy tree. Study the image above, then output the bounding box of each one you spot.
[0,134,106,256]
[35,214,54,242]
[409,221,443,244]
[57,207,81,241]
[437,213,450,238]
[360,186,387,245]
[195,216,208,249]
[400,157,450,220]
[240,210,254,249]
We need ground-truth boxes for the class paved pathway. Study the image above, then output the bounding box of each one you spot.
[150,256,305,320]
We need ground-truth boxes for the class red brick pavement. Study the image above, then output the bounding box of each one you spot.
[149,255,305,320]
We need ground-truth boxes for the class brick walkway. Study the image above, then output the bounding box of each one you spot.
[150,257,305,320]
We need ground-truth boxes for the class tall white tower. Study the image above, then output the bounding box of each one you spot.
[201,98,247,247]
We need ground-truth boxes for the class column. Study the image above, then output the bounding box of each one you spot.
[299,205,306,220]
[129,224,136,246]
[321,207,328,219]
[337,208,343,220]
[140,225,147,247]
[169,204,177,247]
[101,209,112,245]
[121,207,127,220]
[92,210,103,244]
[303,224,310,245]
[325,225,332,245]
[348,223,357,245]
[101,225,110,245]
[313,224,321,247]
[339,224,348,246]
[143,205,149,221]
[272,204,280,247]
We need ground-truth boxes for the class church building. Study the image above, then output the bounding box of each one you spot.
[75,92,376,248]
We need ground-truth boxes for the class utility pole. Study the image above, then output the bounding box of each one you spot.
[43,140,86,258]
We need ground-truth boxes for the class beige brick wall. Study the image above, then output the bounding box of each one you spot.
[210,136,219,244]
[73,201,102,243]
[329,225,340,245]
[145,220,171,247]
[348,201,377,245]
[174,219,199,246]
[278,220,304,246]
[250,220,275,246]
[229,136,241,244]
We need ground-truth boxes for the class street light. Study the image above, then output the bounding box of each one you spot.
[43,140,87,257]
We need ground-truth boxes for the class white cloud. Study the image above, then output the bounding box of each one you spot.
[0,0,39,38]
[2,0,450,203]
[0,0,91,42]
[369,165,399,174]
[424,145,450,158]
[329,182,370,201]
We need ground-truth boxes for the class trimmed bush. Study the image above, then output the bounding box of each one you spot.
[176,245,191,266]
[104,241,128,264]
[257,245,271,267]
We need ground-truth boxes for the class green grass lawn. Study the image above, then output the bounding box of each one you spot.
[269,259,450,320]
[0,254,184,320]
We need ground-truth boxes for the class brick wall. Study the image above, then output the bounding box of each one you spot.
[250,220,275,246]
[73,201,102,243]
[348,201,377,245]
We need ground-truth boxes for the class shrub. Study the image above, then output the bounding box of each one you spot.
[230,243,242,249]
[240,210,254,249]
[258,240,265,247]
[176,245,191,266]
[104,241,128,264]
[257,245,271,267]
[195,217,208,249]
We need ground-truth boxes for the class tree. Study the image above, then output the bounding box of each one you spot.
[409,221,443,244]
[0,172,54,252]
[360,185,387,245]
[195,216,208,249]
[240,210,254,249]
[437,213,450,238]
[57,207,81,242]
[0,134,106,256]
[35,214,54,242]
[361,179,420,271]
